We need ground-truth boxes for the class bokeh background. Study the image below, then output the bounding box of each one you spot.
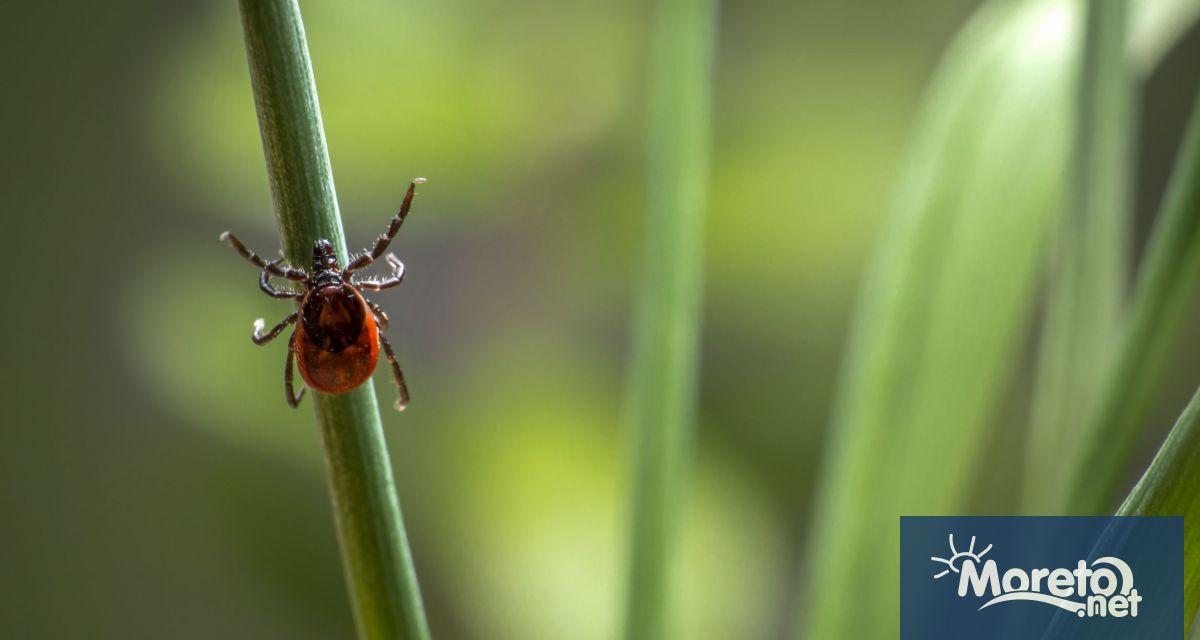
[2,0,1199,638]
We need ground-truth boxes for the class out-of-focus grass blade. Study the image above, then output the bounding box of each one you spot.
[801,3,1079,637]
[1117,386,1200,634]
[799,0,1199,637]
[1065,93,1200,515]
[1024,0,1129,514]
[621,0,717,637]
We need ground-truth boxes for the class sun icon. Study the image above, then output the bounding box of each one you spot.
[930,534,992,579]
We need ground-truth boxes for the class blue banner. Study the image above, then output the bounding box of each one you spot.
[900,516,1183,639]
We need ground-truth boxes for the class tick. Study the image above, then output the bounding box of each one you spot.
[220,178,425,411]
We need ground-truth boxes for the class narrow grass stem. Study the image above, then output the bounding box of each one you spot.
[621,0,717,637]
[1066,92,1200,515]
[237,1,431,638]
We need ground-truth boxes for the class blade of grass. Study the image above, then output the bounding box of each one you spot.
[1065,92,1200,515]
[237,1,430,638]
[800,3,1080,637]
[1117,386,1200,633]
[799,3,1200,636]
[621,0,717,637]
[1024,0,1130,514]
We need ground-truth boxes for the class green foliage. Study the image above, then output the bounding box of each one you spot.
[622,0,718,638]
[1025,0,1129,514]
[802,2,1079,636]
[1065,94,1200,515]
[801,0,1200,637]
[17,0,1200,635]
[237,0,429,637]
[1118,385,1200,635]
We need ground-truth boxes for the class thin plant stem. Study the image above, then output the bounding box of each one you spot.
[237,1,431,638]
[621,0,718,637]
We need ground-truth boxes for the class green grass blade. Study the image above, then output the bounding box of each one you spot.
[800,3,1080,637]
[1066,92,1200,515]
[237,1,431,638]
[1117,386,1200,634]
[621,0,717,637]
[799,2,1200,635]
[1024,0,1130,514]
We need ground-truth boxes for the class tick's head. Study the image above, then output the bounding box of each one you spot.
[311,239,341,274]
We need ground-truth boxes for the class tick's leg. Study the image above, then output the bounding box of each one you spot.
[356,254,406,291]
[344,178,425,273]
[366,299,390,328]
[386,253,404,276]
[260,260,303,299]
[221,231,308,281]
[253,310,299,345]
[377,332,411,411]
[285,332,306,408]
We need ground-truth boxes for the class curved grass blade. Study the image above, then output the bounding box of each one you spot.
[1117,386,1200,635]
[1065,91,1200,515]
[800,0,1199,635]
[802,3,1080,636]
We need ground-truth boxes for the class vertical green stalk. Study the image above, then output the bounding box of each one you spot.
[622,0,717,637]
[1117,386,1200,634]
[237,1,431,638]
[1025,0,1129,513]
[1066,92,1200,515]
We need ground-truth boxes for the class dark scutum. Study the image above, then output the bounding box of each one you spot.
[302,285,366,352]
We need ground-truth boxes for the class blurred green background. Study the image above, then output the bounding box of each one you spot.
[2,0,1199,638]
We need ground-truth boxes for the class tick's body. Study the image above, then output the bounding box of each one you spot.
[294,279,379,394]
[221,179,425,410]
